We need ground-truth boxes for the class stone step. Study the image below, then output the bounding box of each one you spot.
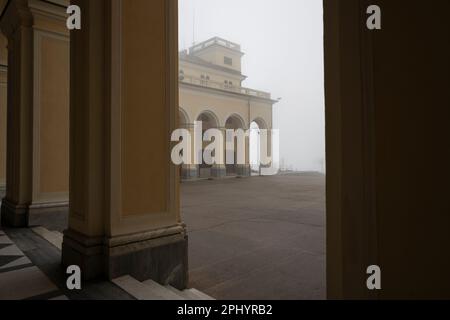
[142,279,186,300]
[113,275,215,301]
[31,227,63,250]
[186,288,215,300]
[113,275,184,300]
[166,285,215,300]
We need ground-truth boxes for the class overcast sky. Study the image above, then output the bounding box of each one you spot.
[179,0,325,172]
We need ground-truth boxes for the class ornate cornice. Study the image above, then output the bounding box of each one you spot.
[0,0,33,39]
[0,0,68,38]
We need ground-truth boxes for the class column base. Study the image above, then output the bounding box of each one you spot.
[181,165,198,180]
[62,225,189,289]
[236,165,251,177]
[29,201,69,215]
[211,165,227,178]
[1,198,29,228]
[1,198,69,228]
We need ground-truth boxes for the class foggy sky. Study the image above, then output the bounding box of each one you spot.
[179,0,325,172]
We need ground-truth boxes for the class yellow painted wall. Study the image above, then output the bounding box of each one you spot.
[37,35,70,196]
[180,61,243,86]
[194,46,242,73]
[121,0,168,216]
[180,85,273,129]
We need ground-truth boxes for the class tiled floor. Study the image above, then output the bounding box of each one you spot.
[0,230,65,300]
[1,227,134,300]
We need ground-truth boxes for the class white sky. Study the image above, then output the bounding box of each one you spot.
[179,0,325,172]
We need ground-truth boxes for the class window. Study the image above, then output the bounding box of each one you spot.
[224,56,233,66]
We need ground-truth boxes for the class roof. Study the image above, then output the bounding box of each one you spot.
[188,37,244,55]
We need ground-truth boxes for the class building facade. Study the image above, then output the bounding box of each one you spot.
[179,37,277,179]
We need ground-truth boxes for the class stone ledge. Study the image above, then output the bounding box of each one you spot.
[62,227,189,289]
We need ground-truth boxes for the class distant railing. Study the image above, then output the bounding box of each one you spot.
[180,75,271,99]
[190,37,241,53]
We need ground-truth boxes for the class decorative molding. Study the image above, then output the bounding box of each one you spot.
[108,0,179,236]
[32,28,69,206]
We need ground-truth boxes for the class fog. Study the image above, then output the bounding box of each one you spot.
[179,0,325,172]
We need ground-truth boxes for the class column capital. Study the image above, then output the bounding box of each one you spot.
[0,0,33,39]
[0,0,68,39]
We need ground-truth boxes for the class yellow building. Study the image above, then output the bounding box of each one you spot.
[179,37,277,179]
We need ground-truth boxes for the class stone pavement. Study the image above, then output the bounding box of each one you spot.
[183,172,326,300]
[0,172,325,300]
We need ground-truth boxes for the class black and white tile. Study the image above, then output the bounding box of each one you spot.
[0,229,66,300]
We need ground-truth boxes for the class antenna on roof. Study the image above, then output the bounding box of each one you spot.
[192,6,196,47]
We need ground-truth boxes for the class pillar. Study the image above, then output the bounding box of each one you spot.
[181,124,198,180]
[61,0,188,288]
[236,132,251,177]
[0,0,70,227]
[325,0,450,299]
[211,128,227,178]
[0,33,7,193]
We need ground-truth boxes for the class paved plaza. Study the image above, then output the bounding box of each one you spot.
[0,172,325,300]
[183,172,326,300]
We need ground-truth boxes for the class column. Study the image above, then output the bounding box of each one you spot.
[236,134,251,177]
[0,33,7,193]
[61,0,188,288]
[181,124,198,180]
[211,127,227,178]
[0,0,70,227]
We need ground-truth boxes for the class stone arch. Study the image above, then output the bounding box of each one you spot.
[250,117,272,174]
[179,107,190,128]
[196,110,220,129]
[196,110,222,178]
[225,113,247,130]
[225,114,248,176]
[252,117,269,130]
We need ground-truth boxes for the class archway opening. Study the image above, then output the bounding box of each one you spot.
[197,111,220,178]
[225,114,246,176]
[179,108,189,128]
[249,118,270,176]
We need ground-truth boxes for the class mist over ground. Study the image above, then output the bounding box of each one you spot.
[179,0,325,172]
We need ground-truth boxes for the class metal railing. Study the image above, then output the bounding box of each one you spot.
[180,75,271,99]
[190,37,241,53]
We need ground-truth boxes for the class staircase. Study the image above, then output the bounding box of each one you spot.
[112,275,215,301]
[31,226,214,301]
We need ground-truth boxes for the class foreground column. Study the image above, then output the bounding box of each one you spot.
[62,0,188,288]
[0,33,6,193]
[0,0,70,227]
